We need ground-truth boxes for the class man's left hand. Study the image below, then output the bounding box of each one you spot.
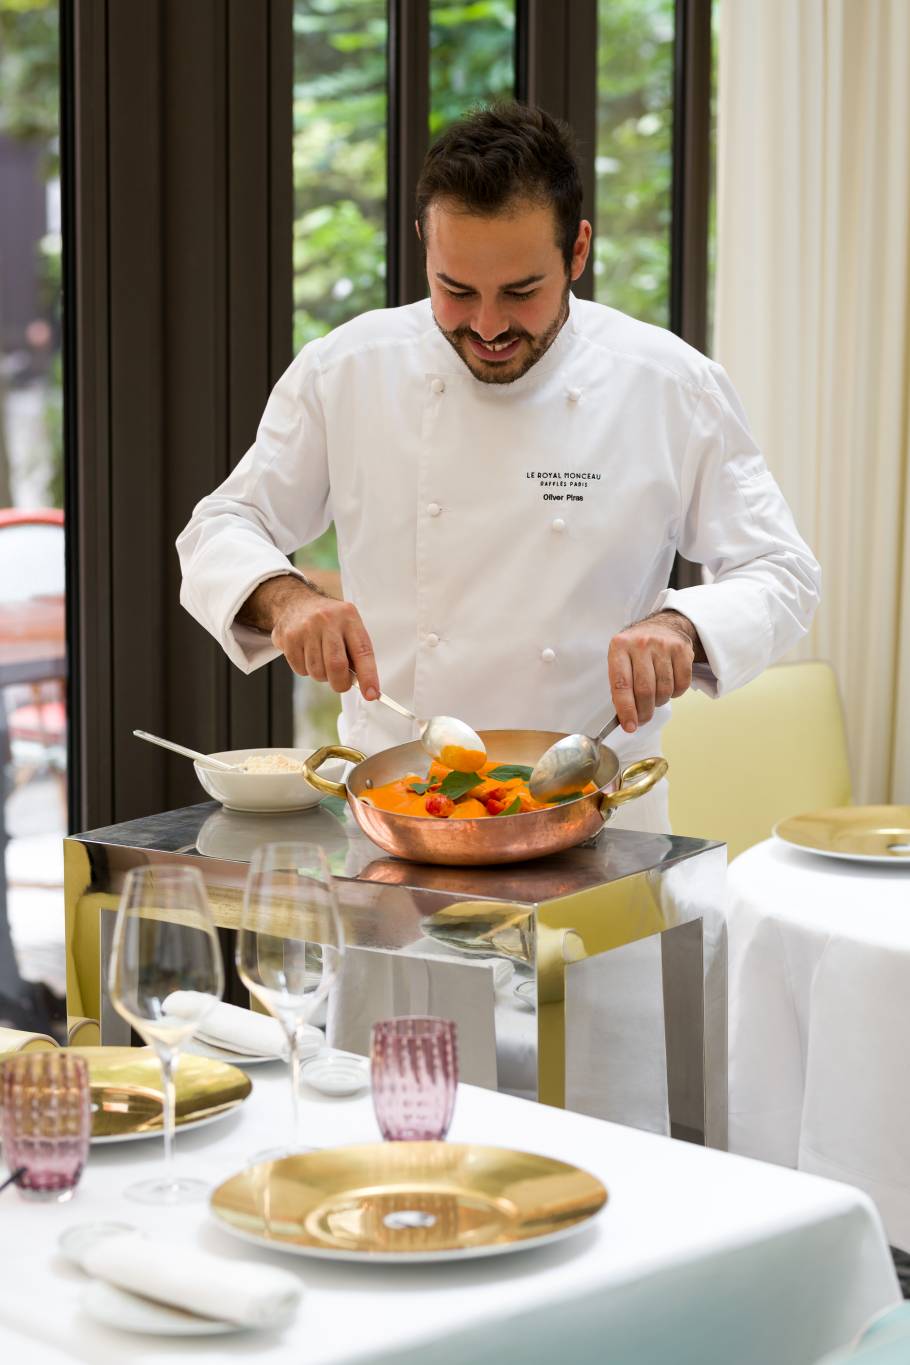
[608,610,705,733]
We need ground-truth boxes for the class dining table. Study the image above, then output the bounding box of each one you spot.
[0,1052,900,1365]
[727,835,910,1251]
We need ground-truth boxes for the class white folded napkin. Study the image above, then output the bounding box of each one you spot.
[163,991,302,1058]
[81,1232,301,1329]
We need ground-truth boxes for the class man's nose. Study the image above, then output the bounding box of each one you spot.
[471,300,509,341]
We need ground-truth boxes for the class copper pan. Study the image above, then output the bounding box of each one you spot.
[302,729,667,867]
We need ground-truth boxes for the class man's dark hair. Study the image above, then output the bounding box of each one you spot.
[415,103,582,270]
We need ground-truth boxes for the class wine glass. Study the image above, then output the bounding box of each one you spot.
[237,842,345,1157]
[108,864,224,1204]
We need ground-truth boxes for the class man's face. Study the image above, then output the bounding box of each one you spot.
[422,198,591,385]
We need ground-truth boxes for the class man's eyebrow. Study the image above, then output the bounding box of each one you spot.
[435,272,546,291]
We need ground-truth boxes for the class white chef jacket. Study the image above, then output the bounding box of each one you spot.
[177,293,820,765]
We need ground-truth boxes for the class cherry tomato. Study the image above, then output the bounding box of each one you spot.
[425,793,455,818]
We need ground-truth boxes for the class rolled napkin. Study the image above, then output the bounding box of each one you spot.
[0,1027,58,1060]
[163,992,315,1059]
[81,1232,302,1328]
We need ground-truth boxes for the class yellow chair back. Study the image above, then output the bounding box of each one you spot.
[662,661,851,861]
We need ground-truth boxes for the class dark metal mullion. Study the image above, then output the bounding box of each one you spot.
[513,0,597,302]
[387,0,430,307]
[267,0,294,746]
[59,0,79,833]
[670,0,712,351]
[669,0,712,589]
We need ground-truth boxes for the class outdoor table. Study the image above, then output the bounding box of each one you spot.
[0,1059,899,1364]
[727,836,910,1249]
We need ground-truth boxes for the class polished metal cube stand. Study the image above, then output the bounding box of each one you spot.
[65,799,726,1146]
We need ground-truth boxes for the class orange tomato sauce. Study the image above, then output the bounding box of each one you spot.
[362,758,597,820]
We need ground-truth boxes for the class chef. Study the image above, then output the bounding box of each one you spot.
[178,103,819,834]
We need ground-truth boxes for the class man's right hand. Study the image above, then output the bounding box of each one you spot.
[237,575,380,699]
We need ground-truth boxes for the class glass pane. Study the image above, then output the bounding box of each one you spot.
[594,0,675,326]
[0,0,67,1035]
[292,0,387,351]
[292,0,388,747]
[430,1,516,137]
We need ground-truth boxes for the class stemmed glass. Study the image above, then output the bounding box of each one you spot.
[108,864,225,1204]
[237,842,345,1157]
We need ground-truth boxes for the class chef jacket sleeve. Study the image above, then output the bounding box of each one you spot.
[176,345,330,672]
[653,363,821,697]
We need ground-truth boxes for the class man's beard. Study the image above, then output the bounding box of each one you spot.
[434,281,570,385]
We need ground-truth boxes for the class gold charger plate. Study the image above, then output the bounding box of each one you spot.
[774,805,910,865]
[210,1142,607,1262]
[72,1048,252,1143]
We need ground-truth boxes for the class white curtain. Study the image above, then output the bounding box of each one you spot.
[714,0,910,802]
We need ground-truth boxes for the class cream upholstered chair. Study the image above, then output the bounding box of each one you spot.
[662,661,851,861]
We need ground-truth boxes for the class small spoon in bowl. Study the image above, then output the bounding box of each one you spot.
[349,674,486,770]
[132,730,243,772]
[528,714,621,802]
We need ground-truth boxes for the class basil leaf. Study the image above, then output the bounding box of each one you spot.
[486,764,533,782]
[551,791,585,804]
[497,796,523,816]
[439,770,484,801]
[408,781,433,795]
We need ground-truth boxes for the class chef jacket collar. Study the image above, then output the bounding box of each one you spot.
[423,290,580,397]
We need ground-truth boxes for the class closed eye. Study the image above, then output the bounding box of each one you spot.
[443,287,538,302]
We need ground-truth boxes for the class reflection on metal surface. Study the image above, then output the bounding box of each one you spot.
[774,805,910,863]
[74,1047,252,1139]
[211,1143,607,1259]
[420,900,533,963]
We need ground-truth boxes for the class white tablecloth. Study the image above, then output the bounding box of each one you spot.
[728,837,910,1250]
[0,1059,899,1365]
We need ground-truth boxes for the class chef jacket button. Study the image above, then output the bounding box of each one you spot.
[541,647,556,663]
[566,388,582,403]
[426,632,440,648]
[427,502,442,517]
[551,517,566,533]
[431,378,445,395]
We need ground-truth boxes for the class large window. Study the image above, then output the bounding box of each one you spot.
[0,0,66,1035]
[289,0,714,745]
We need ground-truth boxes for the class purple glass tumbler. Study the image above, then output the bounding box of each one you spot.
[1,1052,91,1201]
[371,1017,458,1141]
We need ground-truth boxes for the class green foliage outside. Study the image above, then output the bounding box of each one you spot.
[595,0,675,326]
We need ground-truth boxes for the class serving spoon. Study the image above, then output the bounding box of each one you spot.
[528,714,622,802]
[350,674,486,771]
[132,730,243,771]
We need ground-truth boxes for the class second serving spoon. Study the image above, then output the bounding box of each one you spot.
[350,674,486,771]
[528,713,622,802]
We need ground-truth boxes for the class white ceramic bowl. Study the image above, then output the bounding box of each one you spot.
[193,748,346,813]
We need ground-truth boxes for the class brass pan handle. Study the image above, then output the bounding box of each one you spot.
[302,745,365,798]
[600,756,668,815]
